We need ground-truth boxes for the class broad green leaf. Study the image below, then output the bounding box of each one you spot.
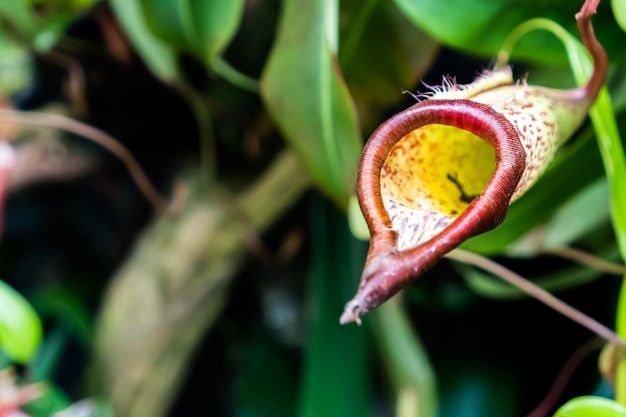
[110,0,180,82]
[262,0,362,206]
[190,0,244,64]
[554,396,626,417]
[372,299,437,417]
[298,197,371,417]
[591,90,626,259]
[543,178,610,248]
[140,0,194,52]
[0,280,42,363]
[393,0,622,64]
[138,0,243,68]
[0,0,36,37]
[339,0,439,132]
[612,0,626,33]
[29,286,93,348]
[233,330,297,417]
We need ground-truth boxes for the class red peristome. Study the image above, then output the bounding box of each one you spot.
[341,100,525,324]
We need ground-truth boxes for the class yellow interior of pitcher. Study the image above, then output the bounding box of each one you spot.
[381,124,495,217]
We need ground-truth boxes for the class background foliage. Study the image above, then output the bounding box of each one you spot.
[0,0,625,416]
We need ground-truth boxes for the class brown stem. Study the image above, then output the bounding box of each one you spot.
[0,109,170,214]
[448,249,626,348]
[577,0,607,101]
[525,338,603,417]
[542,246,625,275]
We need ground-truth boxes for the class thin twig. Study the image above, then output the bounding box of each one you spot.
[526,338,603,417]
[0,109,169,214]
[447,249,626,348]
[542,246,625,275]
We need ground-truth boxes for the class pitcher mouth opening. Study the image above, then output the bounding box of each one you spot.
[380,123,496,250]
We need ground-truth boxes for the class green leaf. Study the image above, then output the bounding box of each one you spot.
[233,330,297,417]
[110,0,180,82]
[543,178,610,248]
[0,34,33,96]
[24,383,71,417]
[140,0,194,52]
[262,0,362,207]
[371,299,437,417]
[190,0,244,64]
[554,396,626,417]
[591,90,626,259]
[393,0,622,64]
[29,286,93,348]
[138,0,243,67]
[0,280,42,363]
[0,0,36,37]
[298,197,371,417]
[339,0,438,132]
[612,0,626,33]
[438,359,518,417]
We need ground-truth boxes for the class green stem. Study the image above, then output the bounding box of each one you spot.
[177,84,215,185]
[617,279,626,405]
[211,57,260,93]
[496,18,589,78]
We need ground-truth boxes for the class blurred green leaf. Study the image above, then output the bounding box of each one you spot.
[0,34,33,96]
[393,0,622,64]
[554,396,626,417]
[612,0,626,33]
[339,0,438,132]
[140,0,193,52]
[110,0,180,82]
[0,280,42,363]
[298,197,371,417]
[25,382,71,417]
[234,330,297,417]
[438,359,518,417]
[262,0,362,207]
[590,90,626,259]
[30,325,69,382]
[190,0,243,64]
[0,0,97,51]
[0,0,36,36]
[543,178,610,248]
[29,286,93,348]
[372,299,437,417]
[139,0,243,65]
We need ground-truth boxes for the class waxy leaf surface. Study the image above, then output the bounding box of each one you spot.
[262,0,362,206]
[394,0,622,64]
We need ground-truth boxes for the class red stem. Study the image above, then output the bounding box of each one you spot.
[576,0,607,101]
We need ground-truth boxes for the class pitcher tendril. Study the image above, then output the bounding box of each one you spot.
[341,0,607,325]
